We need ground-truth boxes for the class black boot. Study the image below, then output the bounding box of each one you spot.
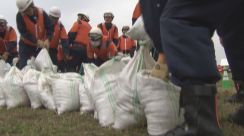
[164,84,223,136]
[225,81,244,103]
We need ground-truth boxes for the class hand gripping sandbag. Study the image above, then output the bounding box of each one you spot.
[90,58,126,127]
[3,66,29,109]
[127,16,154,48]
[35,48,54,72]
[80,63,98,113]
[137,70,183,136]
[23,69,42,109]
[113,45,156,129]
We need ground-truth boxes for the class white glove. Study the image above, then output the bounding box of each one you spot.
[43,39,49,49]
[150,62,169,81]
[37,40,44,48]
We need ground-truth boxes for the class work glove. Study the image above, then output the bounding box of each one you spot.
[43,39,49,49]
[2,52,9,61]
[37,40,44,48]
[150,62,169,81]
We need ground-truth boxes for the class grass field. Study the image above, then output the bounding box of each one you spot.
[0,81,243,136]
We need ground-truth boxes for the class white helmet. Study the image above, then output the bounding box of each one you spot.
[104,12,114,19]
[77,13,90,22]
[89,27,102,47]
[0,15,7,24]
[49,6,61,18]
[16,0,33,12]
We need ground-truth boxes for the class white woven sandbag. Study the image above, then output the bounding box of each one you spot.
[0,60,11,78]
[137,70,183,136]
[127,16,154,48]
[113,45,155,129]
[21,57,36,75]
[0,77,5,107]
[23,69,42,109]
[80,63,98,113]
[52,78,80,115]
[3,66,29,109]
[91,58,126,127]
[38,72,55,111]
[35,48,54,72]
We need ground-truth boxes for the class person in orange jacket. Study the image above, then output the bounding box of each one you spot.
[0,15,18,65]
[97,12,119,46]
[117,26,136,57]
[48,6,70,72]
[87,27,117,66]
[68,13,91,72]
[16,0,53,69]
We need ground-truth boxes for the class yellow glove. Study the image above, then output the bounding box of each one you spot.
[37,40,44,48]
[150,62,169,81]
[43,39,49,49]
[2,52,9,61]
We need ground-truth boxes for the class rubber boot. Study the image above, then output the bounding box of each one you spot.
[164,84,223,136]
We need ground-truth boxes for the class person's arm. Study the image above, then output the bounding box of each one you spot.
[108,42,117,58]
[112,26,119,45]
[86,45,95,63]
[16,13,37,43]
[59,23,70,56]
[43,11,53,41]
[68,22,78,44]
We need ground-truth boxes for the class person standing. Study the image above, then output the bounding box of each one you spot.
[0,15,18,65]
[16,0,53,69]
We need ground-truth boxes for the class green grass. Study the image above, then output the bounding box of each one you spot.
[0,80,243,136]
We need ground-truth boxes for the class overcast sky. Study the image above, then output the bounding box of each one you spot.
[1,0,226,64]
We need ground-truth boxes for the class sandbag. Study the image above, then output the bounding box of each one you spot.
[137,70,183,136]
[0,60,11,78]
[80,63,98,113]
[91,58,126,127]
[23,69,42,109]
[21,57,36,75]
[38,72,55,111]
[35,48,54,72]
[52,78,80,115]
[0,77,5,107]
[127,16,154,48]
[3,66,29,109]
[113,45,155,129]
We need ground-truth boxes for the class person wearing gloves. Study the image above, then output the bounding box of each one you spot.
[48,6,70,70]
[97,12,119,46]
[87,27,117,66]
[117,26,136,57]
[16,0,53,69]
[68,13,91,72]
[0,15,18,65]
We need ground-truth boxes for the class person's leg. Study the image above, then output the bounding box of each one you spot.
[49,48,58,66]
[17,42,35,69]
[158,0,233,135]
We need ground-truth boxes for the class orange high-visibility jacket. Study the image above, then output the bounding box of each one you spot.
[87,36,117,61]
[0,26,17,54]
[132,2,141,25]
[117,35,136,51]
[69,20,91,46]
[21,8,46,46]
[50,22,68,49]
[98,23,118,42]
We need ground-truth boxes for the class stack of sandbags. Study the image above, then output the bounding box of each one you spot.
[35,48,55,72]
[91,57,126,127]
[113,44,156,129]
[0,60,11,78]
[137,70,183,136]
[0,77,5,108]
